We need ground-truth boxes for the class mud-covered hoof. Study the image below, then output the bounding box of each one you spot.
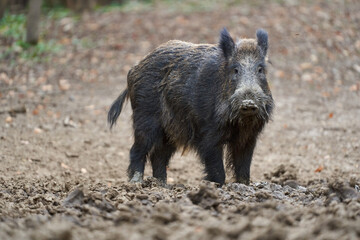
[129,171,144,183]
[237,177,250,185]
[157,179,167,187]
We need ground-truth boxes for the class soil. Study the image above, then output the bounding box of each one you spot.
[1,1,360,239]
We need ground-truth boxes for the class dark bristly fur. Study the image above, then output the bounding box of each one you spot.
[108,28,274,186]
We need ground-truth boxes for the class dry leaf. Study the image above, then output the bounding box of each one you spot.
[321,92,331,98]
[275,70,285,79]
[300,62,312,70]
[42,84,53,92]
[32,109,39,115]
[314,166,324,173]
[349,84,360,92]
[20,140,29,145]
[61,162,70,169]
[328,112,334,119]
[59,79,71,91]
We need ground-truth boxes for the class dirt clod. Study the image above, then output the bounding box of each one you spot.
[188,184,220,209]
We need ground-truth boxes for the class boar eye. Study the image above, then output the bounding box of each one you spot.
[258,66,264,74]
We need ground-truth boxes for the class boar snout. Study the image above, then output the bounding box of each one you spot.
[239,99,259,115]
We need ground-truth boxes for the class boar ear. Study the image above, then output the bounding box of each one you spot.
[219,28,235,59]
[256,29,268,56]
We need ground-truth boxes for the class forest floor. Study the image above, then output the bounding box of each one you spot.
[0,1,360,239]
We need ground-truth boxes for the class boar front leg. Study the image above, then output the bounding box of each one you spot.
[228,138,257,185]
[198,142,225,186]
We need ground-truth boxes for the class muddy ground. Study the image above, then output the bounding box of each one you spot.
[0,1,360,239]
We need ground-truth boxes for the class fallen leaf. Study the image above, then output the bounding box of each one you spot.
[275,70,285,79]
[42,84,53,92]
[60,37,71,45]
[32,109,39,115]
[333,87,341,94]
[349,84,360,92]
[315,166,324,173]
[356,40,360,51]
[59,79,71,91]
[328,112,334,119]
[85,105,95,110]
[300,62,312,70]
[321,92,331,98]
[61,162,70,169]
[20,140,29,145]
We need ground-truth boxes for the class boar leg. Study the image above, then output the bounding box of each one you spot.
[150,139,176,184]
[198,143,225,185]
[228,138,256,185]
[128,120,161,183]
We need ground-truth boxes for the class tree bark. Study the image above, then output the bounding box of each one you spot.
[0,0,7,20]
[26,0,43,45]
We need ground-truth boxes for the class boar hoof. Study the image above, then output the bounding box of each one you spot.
[237,177,250,185]
[129,171,144,183]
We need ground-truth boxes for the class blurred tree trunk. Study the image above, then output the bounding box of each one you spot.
[26,0,42,45]
[0,0,7,20]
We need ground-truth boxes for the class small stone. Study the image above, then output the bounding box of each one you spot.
[284,180,299,189]
[353,64,360,74]
[136,194,148,200]
[5,116,12,123]
[301,73,312,82]
[34,127,43,134]
[168,177,175,184]
[298,186,307,193]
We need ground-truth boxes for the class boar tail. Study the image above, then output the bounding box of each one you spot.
[108,89,129,129]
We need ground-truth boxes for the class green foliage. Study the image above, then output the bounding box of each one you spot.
[0,10,65,63]
[0,39,62,63]
[0,13,26,40]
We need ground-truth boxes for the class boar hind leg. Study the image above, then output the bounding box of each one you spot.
[128,142,148,183]
[128,121,161,183]
[150,139,176,184]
